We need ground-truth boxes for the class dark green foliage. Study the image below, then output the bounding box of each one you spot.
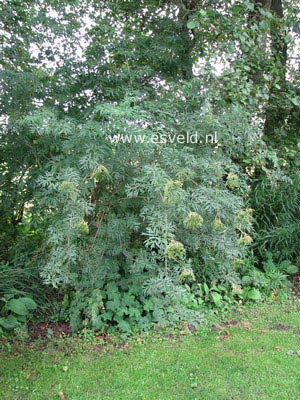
[252,172,300,262]
[1,0,299,333]
[16,93,258,330]
[0,295,37,333]
[0,262,55,318]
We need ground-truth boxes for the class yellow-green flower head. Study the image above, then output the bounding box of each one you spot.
[226,173,240,190]
[59,180,77,194]
[165,240,186,261]
[179,268,195,283]
[176,168,195,182]
[233,208,254,232]
[184,212,204,230]
[231,283,243,295]
[236,208,254,223]
[237,233,253,246]
[91,165,110,181]
[163,180,184,204]
[75,220,89,235]
[212,217,224,230]
[232,258,245,269]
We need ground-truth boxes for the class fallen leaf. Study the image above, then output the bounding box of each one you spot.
[188,324,196,333]
[242,321,251,330]
[93,345,101,353]
[275,346,281,352]
[58,391,65,400]
[117,342,128,350]
[271,324,292,331]
[211,325,222,332]
[218,333,232,340]
[26,374,31,380]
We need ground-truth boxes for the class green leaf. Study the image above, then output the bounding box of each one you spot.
[291,98,300,106]
[128,307,141,318]
[203,283,210,295]
[16,315,27,323]
[0,315,19,330]
[293,21,300,33]
[285,265,298,274]
[117,320,131,333]
[247,289,262,301]
[211,292,222,307]
[232,5,243,15]
[245,1,254,11]
[21,297,37,311]
[187,20,197,30]
[7,298,28,315]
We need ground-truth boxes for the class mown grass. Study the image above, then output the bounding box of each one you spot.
[1,301,300,400]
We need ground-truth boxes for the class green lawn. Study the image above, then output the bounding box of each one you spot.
[1,301,300,399]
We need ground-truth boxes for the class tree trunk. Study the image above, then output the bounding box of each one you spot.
[177,0,199,79]
[263,0,288,137]
[270,0,288,70]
